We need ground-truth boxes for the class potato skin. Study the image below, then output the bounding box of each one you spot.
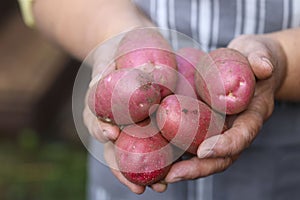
[91,68,161,125]
[115,28,177,97]
[195,48,255,115]
[115,121,173,186]
[175,48,205,98]
[156,95,226,154]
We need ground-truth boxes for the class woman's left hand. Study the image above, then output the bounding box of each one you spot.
[163,34,287,184]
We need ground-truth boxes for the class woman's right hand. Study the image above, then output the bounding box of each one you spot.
[83,35,121,143]
[82,28,169,194]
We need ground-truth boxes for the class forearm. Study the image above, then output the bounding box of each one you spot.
[33,0,153,59]
[267,28,300,102]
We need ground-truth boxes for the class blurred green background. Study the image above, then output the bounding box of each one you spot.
[0,130,87,200]
[0,1,87,200]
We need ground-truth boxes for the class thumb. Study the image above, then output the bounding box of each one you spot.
[247,52,274,80]
[228,35,275,80]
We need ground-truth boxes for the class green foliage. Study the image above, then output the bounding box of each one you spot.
[18,129,40,152]
[0,136,87,200]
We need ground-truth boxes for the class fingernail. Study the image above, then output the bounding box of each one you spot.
[150,181,168,193]
[261,57,274,73]
[102,129,111,140]
[168,176,183,183]
[197,148,214,158]
[105,130,119,141]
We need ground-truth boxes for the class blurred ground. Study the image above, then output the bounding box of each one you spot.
[0,1,88,200]
[0,127,87,200]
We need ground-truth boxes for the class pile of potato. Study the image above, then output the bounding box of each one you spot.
[88,28,255,186]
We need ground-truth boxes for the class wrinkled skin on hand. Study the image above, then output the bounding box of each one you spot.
[83,30,171,194]
[163,34,287,184]
[83,33,287,194]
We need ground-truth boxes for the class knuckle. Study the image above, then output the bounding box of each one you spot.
[265,97,275,120]
[240,128,254,148]
[224,131,241,157]
[217,157,231,173]
[226,125,253,157]
[92,120,109,143]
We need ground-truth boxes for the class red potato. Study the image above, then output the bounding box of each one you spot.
[89,68,161,125]
[175,48,205,98]
[156,94,226,155]
[115,121,173,186]
[115,28,177,97]
[195,48,255,115]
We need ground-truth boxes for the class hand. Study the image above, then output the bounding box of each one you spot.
[163,34,287,183]
[83,35,121,143]
[83,29,169,194]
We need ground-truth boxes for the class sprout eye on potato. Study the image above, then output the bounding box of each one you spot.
[89,28,256,185]
[195,48,256,115]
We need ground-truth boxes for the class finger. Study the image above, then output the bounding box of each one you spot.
[110,168,146,194]
[150,181,168,193]
[98,120,120,141]
[90,62,116,88]
[83,106,120,142]
[85,78,120,142]
[91,34,122,78]
[197,109,263,158]
[165,156,236,183]
[197,86,273,158]
[247,52,274,80]
[228,35,275,79]
[83,106,108,143]
[104,143,146,194]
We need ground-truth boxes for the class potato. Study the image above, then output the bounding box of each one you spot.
[115,121,173,186]
[89,68,161,125]
[195,48,255,115]
[175,48,205,98]
[115,28,177,97]
[156,94,226,155]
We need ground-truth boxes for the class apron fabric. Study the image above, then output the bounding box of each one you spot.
[87,1,300,199]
